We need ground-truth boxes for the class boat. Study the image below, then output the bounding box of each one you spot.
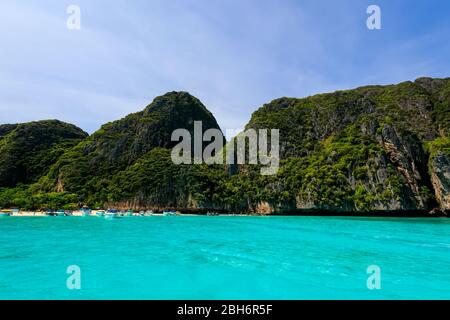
[163,210,178,216]
[56,210,66,216]
[0,210,12,217]
[81,206,91,216]
[104,209,119,219]
[138,210,154,216]
[95,210,105,217]
[207,212,219,216]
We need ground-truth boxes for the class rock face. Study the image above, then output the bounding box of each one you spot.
[0,120,87,187]
[430,152,450,213]
[377,125,433,210]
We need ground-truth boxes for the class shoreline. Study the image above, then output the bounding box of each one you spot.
[2,210,447,218]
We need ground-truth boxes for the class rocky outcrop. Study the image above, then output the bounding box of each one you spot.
[377,125,434,210]
[430,152,450,213]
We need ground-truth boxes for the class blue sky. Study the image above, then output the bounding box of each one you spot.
[1,0,450,134]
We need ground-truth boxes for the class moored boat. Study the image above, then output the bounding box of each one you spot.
[163,210,178,216]
[104,209,119,219]
[95,210,106,217]
[81,206,91,216]
[0,209,12,217]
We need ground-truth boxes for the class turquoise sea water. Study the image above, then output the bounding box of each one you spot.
[0,215,449,299]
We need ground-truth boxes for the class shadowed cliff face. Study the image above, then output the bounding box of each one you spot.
[430,152,450,212]
[376,125,434,210]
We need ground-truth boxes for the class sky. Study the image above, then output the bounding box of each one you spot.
[1,0,450,134]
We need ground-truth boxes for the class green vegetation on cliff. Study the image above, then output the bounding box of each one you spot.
[0,120,87,188]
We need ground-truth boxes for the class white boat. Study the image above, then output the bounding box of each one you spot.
[80,207,91,216]
[95,210,105,217]
[163,210,178,216]
[104,210,119,219]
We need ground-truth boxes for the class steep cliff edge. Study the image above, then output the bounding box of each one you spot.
[430,152,450,212]
[427,135,450,213]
